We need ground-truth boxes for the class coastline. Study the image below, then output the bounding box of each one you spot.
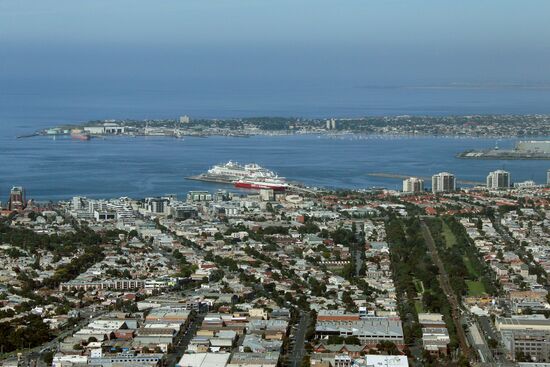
[25,114,550,140]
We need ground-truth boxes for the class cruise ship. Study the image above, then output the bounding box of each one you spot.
[194,161,289,190]
[206,161,282,181]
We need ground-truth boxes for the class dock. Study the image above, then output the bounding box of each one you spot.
[186,175,318,195]
[457,150,550,160]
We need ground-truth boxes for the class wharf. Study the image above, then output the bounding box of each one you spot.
[186,175,317,195]
[457,150,550,160]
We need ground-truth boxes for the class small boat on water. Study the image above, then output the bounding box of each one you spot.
[71,129,91,141]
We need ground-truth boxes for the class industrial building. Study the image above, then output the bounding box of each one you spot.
[496,316,550,362]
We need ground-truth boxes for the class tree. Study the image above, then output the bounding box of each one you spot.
[42,351,54,365]
[515,350,528,362]
[458,353,471,366]
[209,269,225,282]
[345,336,361,345]
[376,341,400,355]
[328,335,345,344]
[298,220,320,234]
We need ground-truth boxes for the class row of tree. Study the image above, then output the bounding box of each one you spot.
[386,216,459,351]
[0,314,52,353]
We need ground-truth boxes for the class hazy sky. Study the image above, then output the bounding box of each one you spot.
[1,0,550,86]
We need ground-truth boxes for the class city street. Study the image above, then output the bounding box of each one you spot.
[288,313,310,367]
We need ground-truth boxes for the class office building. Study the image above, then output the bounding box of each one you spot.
[496,316,550,362]
[403,177,424,193]
[172,205,198,220]
[486,169,510,189]
[72,196,86,210]
[431,172,456,193]
[179,115,190,124]
[89,353,164,367]
[187,191,213,202]
[8,186,25,211]
[146,198,170,215]
[315,316,404,349]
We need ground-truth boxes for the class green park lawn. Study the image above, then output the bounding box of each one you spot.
[466,280,486,296]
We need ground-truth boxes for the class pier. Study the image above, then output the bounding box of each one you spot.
[186,175,318,195]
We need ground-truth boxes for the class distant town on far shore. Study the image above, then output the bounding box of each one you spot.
[33,114,550,140]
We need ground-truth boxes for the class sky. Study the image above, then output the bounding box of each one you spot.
[1,0,550,91]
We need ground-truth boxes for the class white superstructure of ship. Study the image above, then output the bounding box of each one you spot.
[206,161,283,181]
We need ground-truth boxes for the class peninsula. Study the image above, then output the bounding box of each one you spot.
[29,114,550,139]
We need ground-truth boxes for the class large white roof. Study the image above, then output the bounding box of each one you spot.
[365,355,409,367]
[177,353,230,367]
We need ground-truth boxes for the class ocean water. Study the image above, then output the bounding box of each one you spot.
[0,82,549,201]
[0,133,548,201]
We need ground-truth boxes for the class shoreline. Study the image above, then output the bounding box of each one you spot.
[18,131,550,140]
[24,114,550,139]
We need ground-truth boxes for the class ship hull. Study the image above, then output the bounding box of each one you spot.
[71,134,91,141]
[234,182,287,191]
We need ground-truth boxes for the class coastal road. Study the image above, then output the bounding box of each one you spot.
[420,221,472,360]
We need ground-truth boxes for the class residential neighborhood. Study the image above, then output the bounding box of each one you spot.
[1,179,549,367]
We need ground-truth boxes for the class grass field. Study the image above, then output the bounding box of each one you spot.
[463,256,480,278]
[413,279,425,294]
[442,221,457,248]
[415,300,424,314]
[466,280,486,296]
